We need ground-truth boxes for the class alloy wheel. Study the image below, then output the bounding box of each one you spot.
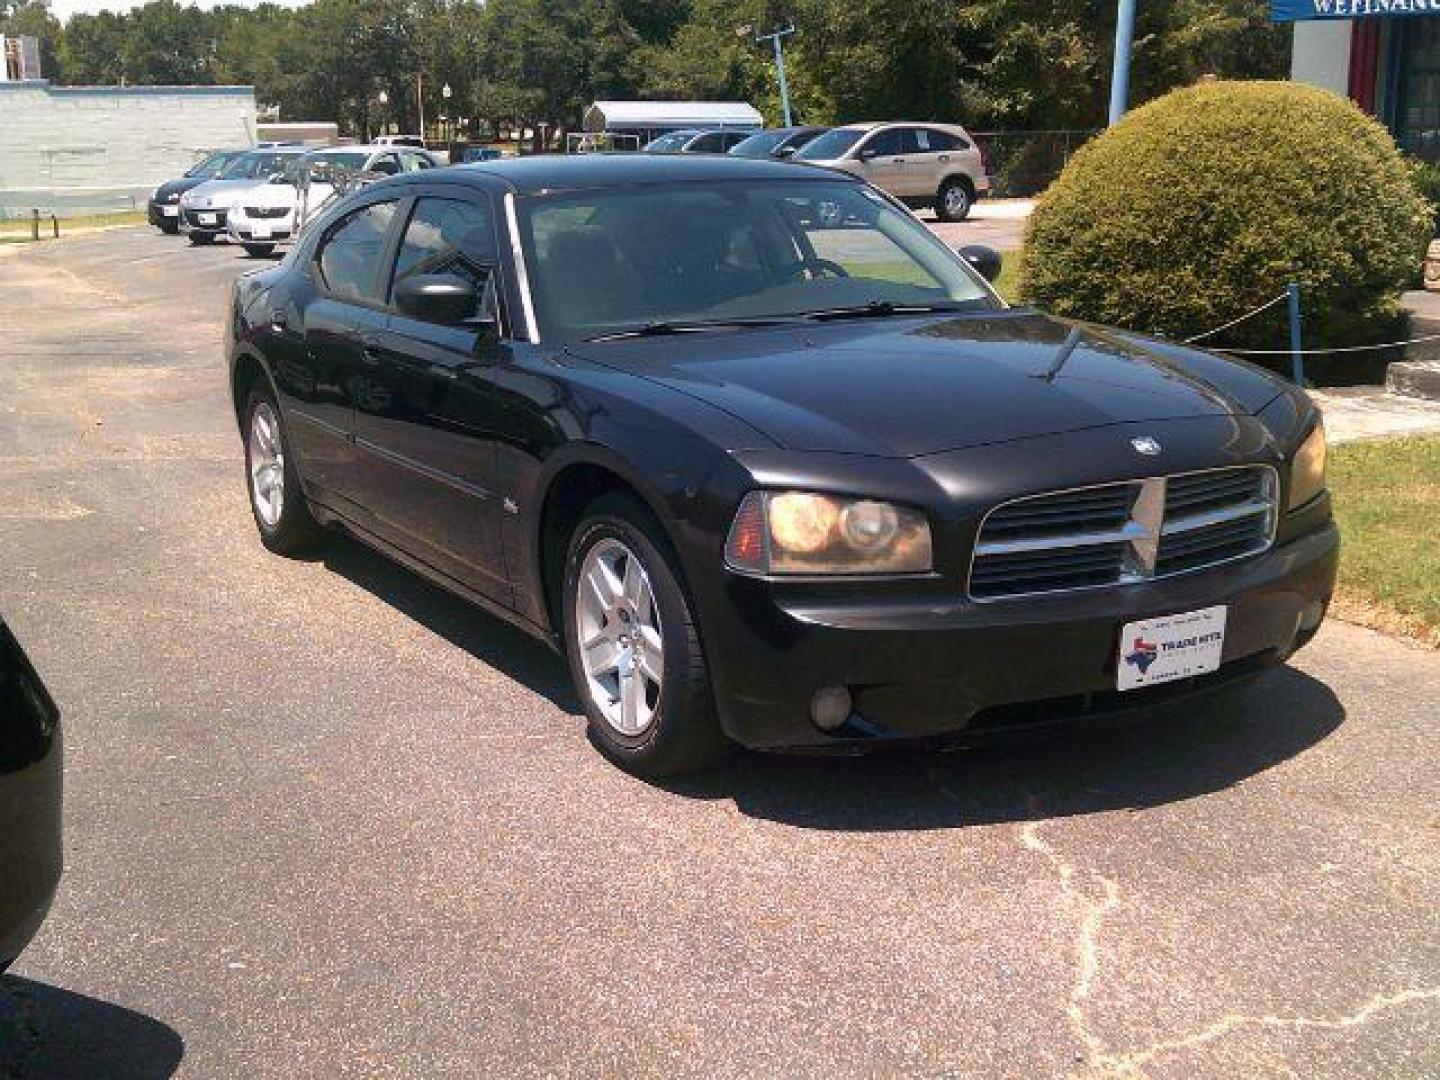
[575,538,664,736]
[248,401,285,528]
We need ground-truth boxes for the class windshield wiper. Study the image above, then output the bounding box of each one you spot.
[799,300,975,322]
[583,317,792,342]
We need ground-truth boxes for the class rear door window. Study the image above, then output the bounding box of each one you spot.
[315,200,399,303]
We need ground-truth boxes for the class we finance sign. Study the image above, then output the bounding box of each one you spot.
[1273,0,1440,17]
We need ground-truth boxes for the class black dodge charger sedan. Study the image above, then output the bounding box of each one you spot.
[1,617,62,972]
[226,155,1337,776]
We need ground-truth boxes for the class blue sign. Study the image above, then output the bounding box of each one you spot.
[1273,0,1440,18]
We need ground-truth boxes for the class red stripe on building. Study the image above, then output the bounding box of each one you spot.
[1348,19,1381,114]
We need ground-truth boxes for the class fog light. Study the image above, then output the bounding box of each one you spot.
[811,686,853,731]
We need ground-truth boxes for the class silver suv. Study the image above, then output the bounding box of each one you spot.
[793,122,990,221]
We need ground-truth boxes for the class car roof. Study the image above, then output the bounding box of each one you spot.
[428,152,861,194]
[832,120,970,134]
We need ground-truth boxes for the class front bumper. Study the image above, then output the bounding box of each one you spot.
[227,214,294,244]
[147,199,181,226]
[180,207,228,234]
[0,726,62,970]
[706,522,1339,751]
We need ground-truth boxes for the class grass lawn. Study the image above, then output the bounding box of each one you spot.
[0,210,147,242]
[993,249,1022,303]
[1327,434,1440,647]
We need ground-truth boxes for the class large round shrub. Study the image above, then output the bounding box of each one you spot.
[1022,81,1432,358]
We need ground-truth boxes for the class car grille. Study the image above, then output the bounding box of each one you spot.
[969,466,1277,600]
[244,206,289,219]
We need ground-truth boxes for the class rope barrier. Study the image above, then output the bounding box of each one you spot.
[1219,331,1440,357]
[1181,293,1289,344]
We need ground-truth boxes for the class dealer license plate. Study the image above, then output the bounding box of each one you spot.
[251,223,271,239]
[1116,605,1227,691]
[198,212,216,225]
[160,205,178,217]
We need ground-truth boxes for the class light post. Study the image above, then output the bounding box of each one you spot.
[442,83,452,145]
[1108,0,1137,126]
[377,88,389,139]
[743,23,800,126]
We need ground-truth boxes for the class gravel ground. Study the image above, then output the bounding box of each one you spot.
[0,227,1436,1079]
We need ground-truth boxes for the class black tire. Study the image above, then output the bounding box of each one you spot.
[562,493,729,777]
[158,220,179,235]
[242,386,327,556]
[935,177,973,222]
[188,231,214,246]
[243,243,276,258]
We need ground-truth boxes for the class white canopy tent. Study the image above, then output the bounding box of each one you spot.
[583,101,764,140]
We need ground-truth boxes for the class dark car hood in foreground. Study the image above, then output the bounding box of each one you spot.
[568,310,1285,458]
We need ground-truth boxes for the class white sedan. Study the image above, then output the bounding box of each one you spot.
[227,145,442,256]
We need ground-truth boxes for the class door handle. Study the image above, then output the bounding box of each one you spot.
[269,309,287,331]
[360,334,382,366]
[938,154,950,163]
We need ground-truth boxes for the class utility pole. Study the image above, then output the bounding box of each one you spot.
[417,72,425,140]
[1108,0,1136,125]
[755,25,796,127]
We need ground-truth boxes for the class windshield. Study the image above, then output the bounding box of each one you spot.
[217,151,301,180]
[728,131,789,158]
[518,179,999,343]
[793,129,865,161]
[644,131,695,152]
[296,152,370,183]
[186,151,242,179]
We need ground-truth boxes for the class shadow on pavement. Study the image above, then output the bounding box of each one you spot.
[0,976,183,1079]
[661,666,1345,831]
[321,534,581,714]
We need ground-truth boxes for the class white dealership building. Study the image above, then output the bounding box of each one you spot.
[0,79,257,218]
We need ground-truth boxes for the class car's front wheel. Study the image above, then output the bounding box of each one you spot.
[188,232,214,246]
[563,494,728,777]
[158,220,179,235]
[243,243,276,258]
[243,387,327,555]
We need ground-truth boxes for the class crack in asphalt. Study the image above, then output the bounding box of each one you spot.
[1020,818,1440,1078]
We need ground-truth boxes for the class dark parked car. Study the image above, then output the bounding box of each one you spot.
[728,126,830,159]
[147,149,247,234]
[226,155,1337,776]
[1,617,62,973]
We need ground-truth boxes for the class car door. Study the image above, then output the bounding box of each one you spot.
[352,189,511,601]
[293,196,404,508]
[851,127,905,195]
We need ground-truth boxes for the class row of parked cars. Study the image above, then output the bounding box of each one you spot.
[147,143,444,256]
[643,121,991,222]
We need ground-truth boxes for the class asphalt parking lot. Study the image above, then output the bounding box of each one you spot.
[1,226,1437,1079]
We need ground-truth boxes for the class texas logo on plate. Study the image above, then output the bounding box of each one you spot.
[1117,605,1228,691]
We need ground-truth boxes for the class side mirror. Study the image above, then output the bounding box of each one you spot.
[775,145,797,159]
[957,244,1002,283]
[394,274,479,325]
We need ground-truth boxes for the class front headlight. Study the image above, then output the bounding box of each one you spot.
[1287,421,1327,510]
[725,491,933,574]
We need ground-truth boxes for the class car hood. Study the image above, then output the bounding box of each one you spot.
[182,178,266,208]
[566,310,1285,458]
[243,183,299,209]
[153,176,207,202]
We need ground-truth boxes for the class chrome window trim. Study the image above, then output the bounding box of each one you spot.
[504,191,541,345]
[967,464,1279,602]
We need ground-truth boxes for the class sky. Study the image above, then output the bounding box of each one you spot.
[46,0,308,20]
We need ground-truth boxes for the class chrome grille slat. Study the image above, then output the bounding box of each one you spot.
[969,466,1277,600]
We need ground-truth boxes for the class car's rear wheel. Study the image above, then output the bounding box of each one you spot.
[935,178,973,222]
[244,243,276,258]
[243,387,327,555]
[188,232,214,246]
[563,494,728,776]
